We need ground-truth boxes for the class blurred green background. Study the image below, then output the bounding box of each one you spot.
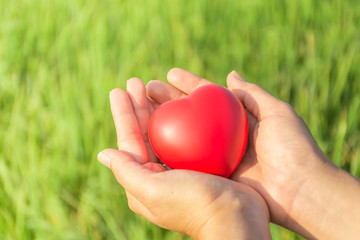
[0,0,359,239]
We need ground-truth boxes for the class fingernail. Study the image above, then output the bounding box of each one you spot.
[97,151,111,168]
[231,70,244,81]
[128,77,141,84]
[146,80,153,88]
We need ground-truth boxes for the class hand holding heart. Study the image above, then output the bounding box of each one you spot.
[98,68,360,239]
[146,69,360,239]
[98,77,271,239]
[98,149,270,239]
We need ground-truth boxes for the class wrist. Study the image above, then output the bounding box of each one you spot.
[287,156,360,239]
[196,189,271,240]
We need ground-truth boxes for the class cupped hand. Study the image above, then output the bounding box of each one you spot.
[98,148,270,239]
[146,68,338,238]
[98,78,271,239]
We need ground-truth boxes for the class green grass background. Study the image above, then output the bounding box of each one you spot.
[1,0,359,239]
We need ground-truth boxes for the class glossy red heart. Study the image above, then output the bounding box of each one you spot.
[148,84,248,178]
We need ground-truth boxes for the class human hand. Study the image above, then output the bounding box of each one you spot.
[98,149,271,239]
[109,78,159,165]
[98,78,271,239]
[147,68,360,239]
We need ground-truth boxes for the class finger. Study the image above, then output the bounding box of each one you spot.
[231,145,260,182]
[110,88,147,163]
[98,149,157,219]
[227,71,282,120]
[147,80,186,104]
[127,78,150,135]
[230,111,258,181]
[246,110,258,147]
[167,68,212,94]
[98,149,157,199]
[127,78,157,162]
[148,98,158,115]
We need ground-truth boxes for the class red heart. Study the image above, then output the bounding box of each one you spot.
[148,84,248,178]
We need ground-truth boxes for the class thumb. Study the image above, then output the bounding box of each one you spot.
[97,149,153,198]
[227,71,282,120]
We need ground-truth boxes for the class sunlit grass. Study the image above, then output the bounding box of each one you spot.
[0,0,359,239]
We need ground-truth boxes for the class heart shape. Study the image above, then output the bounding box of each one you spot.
[148,84,248,178]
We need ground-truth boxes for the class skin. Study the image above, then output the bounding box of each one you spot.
[99,68,360,239]
[98,78,271,239]
[145,68,360,239]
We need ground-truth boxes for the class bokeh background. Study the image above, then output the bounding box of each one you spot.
[1,0,359,239]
